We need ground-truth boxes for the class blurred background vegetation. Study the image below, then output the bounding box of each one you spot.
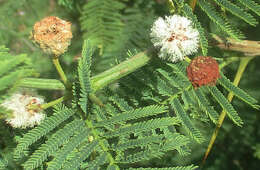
[0,0,259,169]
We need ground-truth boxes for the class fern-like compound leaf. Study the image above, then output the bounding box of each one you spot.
[207,86,243,126]
[22,119,85,170]
[0,54,30,77]
[198,0,245,40]
[0,157,7,170]
[128,165,198,170]
[237,0,260,16]
[103,117,180,138]
[94,105,167,127]
[193,88,219,123]
[183,4,208,56]
[62,140,99,170]
[109,94,134,112]
[80,152,107,169]
[14,105,75,160]
[120,134,189,164]
[214,0,258,26]
[113,135,164,151]
[218,73,259,109]
[0,46,35,102]
[80,0,125,52]
[120,149,165,164]
[170,98,204,143]
[157,68,182,90]
[46,126,90,170]
[78,39,94,113]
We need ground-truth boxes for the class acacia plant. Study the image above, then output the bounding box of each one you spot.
[0,0,260,169]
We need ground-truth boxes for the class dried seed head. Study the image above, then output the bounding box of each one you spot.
[187,56,220,88]
[31,16,72,56]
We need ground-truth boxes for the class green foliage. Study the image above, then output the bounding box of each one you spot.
[0,46,35,118]
[237,0,260,16]
[0,0,259,169]
[13,104,76,160]
[80,0,126,53]
[77,40,94,113]
[213,0,258,26]
[0,157,7,170]
[198,0,245,40]
[0,46,35,94]
[170,98,204,143]
[207,86,243,126]
[128,165,198,170]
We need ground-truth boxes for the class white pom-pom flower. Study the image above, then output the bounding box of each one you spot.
[150,15,199,62]
[1,91,45,129]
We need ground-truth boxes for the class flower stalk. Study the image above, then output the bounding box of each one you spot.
[52,57,68,86]
[40,96,65,109]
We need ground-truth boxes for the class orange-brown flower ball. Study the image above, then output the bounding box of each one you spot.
[31,16,72,56]
[187,56,220,88]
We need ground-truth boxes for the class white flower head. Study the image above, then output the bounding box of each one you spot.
[150,15,199,62]
[1,91,45,129]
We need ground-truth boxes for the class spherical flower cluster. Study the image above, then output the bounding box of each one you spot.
[187,56,220,88]
[31,16,73,56]
[1,91,45,128]
[150,15,199,62]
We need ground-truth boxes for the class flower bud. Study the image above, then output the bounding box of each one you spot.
[31,16,72,56]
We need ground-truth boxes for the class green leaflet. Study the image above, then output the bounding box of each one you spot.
[0,46,35,102]
[113,135,165,151]
[128,165,198,170]
[103,117,180,138]
[214,0,258,26]
[183,4,208,56]
[80,152,107,169]
[62,140,99,170]
[237,0,260,16]
[207,86,243,126]
[94,105,167,127]
[80,0,125,52]
[78,39,94,113]
[218,73,259,109]
[14,104,75,160]
[198,0,245,40]
[193,88,219,124]
[170,98,204,143]
[47,127,90,170]
[22,119,85,170]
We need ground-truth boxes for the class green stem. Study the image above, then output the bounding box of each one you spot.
[28,96,65,110]
[52,57,68,86]
[202,56,255,165]
[85,119,115,165]
[91,50,151,92]
[219,57,240,69]
[41,96,65,109]
[18,78,65,90]
[89,94,104,107]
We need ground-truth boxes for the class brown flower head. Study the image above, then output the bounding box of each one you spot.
[31,16,72,56]
[187,56,220,88]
